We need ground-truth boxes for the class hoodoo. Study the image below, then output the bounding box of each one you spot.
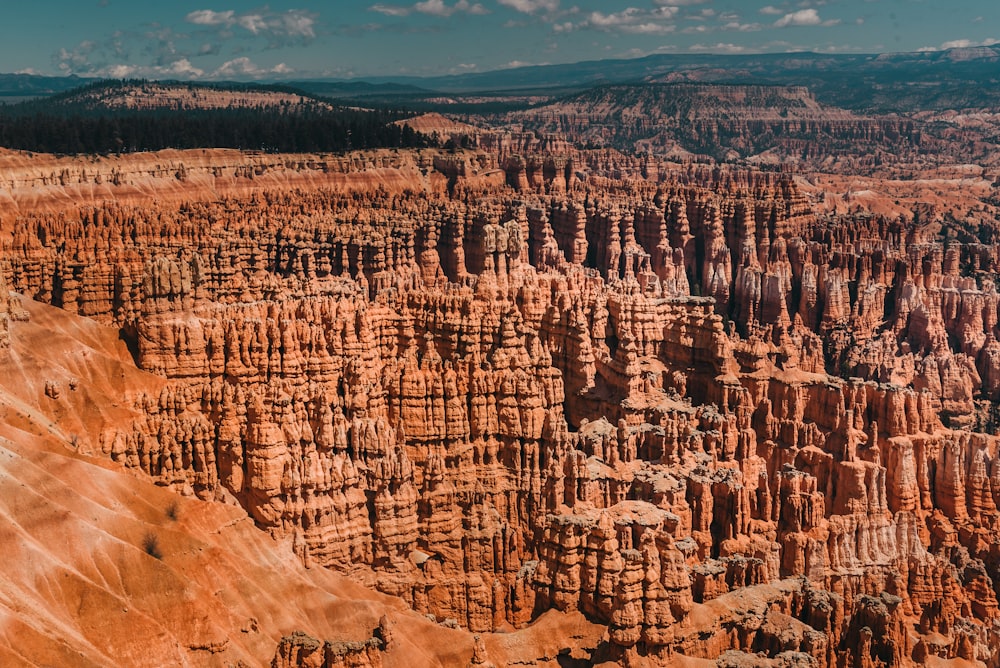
[2,37,1000,667]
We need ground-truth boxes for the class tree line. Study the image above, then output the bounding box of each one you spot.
[0,82,428,154]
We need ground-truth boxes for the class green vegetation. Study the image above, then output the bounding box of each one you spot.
[0,80,428,155]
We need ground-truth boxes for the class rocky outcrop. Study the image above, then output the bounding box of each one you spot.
[0,147,440,220]
[272,629,385,668]
[502,84,922,165]
[4,145,1000,665]
[0,263,28,350]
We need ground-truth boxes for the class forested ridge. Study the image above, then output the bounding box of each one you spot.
[0,80,427,154]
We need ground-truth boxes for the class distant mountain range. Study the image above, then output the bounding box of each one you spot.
[305,47,1000,113]
[337,47,1000,91]
[2,46,1000,113]
[496,82,922,163]
[0,73,92,99]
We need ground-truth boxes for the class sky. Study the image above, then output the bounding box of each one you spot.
[1,0,997,80]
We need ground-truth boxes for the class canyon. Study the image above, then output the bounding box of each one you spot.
[1,80,1000,666]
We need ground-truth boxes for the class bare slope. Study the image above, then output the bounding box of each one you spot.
[0,296,400,665]
[0,295,602,667]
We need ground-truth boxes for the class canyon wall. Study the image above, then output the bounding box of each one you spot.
[3,145,1000,665]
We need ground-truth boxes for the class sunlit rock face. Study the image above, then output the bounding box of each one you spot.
[4,142,1000,666]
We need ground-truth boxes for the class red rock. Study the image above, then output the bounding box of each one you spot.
[4,144,1000,664]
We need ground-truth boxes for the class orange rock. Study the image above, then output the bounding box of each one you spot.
[4,145,1000,664]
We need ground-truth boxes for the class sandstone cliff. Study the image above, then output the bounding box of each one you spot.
[2,144,1000,666]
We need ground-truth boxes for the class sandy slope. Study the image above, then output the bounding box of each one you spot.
[0,297,399,665]
[0,296,603,666]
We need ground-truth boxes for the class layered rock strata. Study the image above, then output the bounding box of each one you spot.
[3,146,1000,665]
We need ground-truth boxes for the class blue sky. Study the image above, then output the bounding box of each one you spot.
[2,1,997,79]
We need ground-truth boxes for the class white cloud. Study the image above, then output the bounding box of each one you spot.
[689,42,749,53]
[55,41,100,74]
[370,4,410,16]
[759,5,783,16]
[103,64,137,78]
[277,11,318,37]
[723,21,763,32]
[626,22,677,34]
[162,58,205,77]
[185,8,317,41]
[370,0,488,17]
[419,0,489,16]
[922,37,999,50]
[587,8,640,28]
[185,9,236,26]
[52,9,313,80]
[75,55,289,80]
[237,14,268,34]
[59,57,208,80]
[774,8,839,28]
[775,9,820,26]
[414,0,453,16]
[576,6,680,34]
[501,59,548,68]
[211,56,292,78]
[497,0,559,14]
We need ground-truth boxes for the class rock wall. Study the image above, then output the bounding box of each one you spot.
[0,260,28,350]
[502,84,923,165]
[3,146,1000,665]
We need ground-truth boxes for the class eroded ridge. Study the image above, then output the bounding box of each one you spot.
[3,145,1000,666]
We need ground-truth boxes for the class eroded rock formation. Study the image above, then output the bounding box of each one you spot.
[3,143,1000,666]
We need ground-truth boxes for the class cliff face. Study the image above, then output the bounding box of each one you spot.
[0,294,535,668]
[500,84,923,165]
[0,147,438,222]
[3,145,1000,666]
